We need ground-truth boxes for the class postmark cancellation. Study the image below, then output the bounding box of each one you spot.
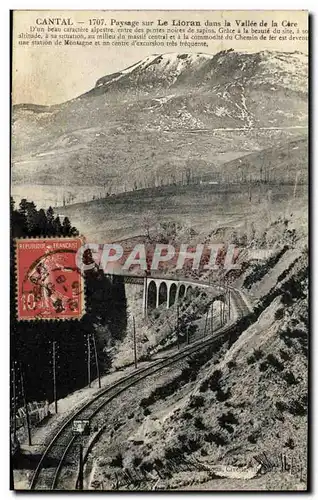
[15,237,84,320]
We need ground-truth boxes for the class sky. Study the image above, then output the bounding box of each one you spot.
[12,10,308,105]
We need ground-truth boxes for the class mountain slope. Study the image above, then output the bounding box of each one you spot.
[12,50,308,194]
[59,140,308,242]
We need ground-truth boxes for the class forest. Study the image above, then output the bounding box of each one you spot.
[10,198,127,407]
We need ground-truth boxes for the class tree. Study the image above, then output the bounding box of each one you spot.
[157,221,181,244]
[36,209,48,235]
[18,199,28,218]
[46,206,55,232]
[63,217,79,236]
[142,212,154,242]
[53,216,62,236]
[25,201,38,233]
[11,198,26,237]
[185,167,192,185]
[62,217,72,236]
[10,200,127,404]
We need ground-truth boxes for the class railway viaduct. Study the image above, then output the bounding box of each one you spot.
[142,276,228,317]
[107,274,227,317]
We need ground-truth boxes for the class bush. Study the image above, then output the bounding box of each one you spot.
[280,331,293,348]
[194,417,205,430]
[205,369,222,391]
[283,371,298,385]
[140,397,150,408]
[288,399,307,416]
[254,349,263,360]
[259,362,268,372]
[165,448,181,460]
[285,437,295,449]
[154,458,163,468]
[266,354,284,372]
[132,440,144,446]
[189,395,205,409]
[216,388,231,402]
[218,412,239,427]
[279,349,290,361]
[276,401,288,412]
[283,327,307,340]
[247,349,263,365]
[187,438,201,453]
[110,453,123,468]
[281,292,294,306]
[140,461,153,473]
[247,433,258,444]
[133,456,142,467]
[199,381,209,392]
[205,432,228,446]
[275,308,285,320]
[182,412,193,420]
[227,360,237,369]
[177,434,187,443]
[218,412,238,434]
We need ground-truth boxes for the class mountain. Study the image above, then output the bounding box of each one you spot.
[12,50,308,197]
[92,50,307,96]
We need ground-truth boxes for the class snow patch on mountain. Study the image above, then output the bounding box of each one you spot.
[250,51,308,94]
[95,54,161,88]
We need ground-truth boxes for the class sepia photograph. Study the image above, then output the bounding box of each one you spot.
[10,9,309,491]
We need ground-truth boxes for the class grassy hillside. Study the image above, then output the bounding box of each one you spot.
[58,136,308,242]
[60,182,307,242]
[220,137,307,184]
[83,248,308,491]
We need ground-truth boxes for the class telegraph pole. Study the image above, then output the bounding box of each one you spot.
[223,302,225,324]
[203,309,208,338]
[52,341,58,413]
[87,335,91,388]
[12,363,17,443]
[176,304,180,350]
[92,332,101,388]
[228,288,231,320]
[144,272,148,317]
[133,316,137,369]
[211,301,214,335]
[78,443,84,490]
[20,363,31,446]
[220,301,223,327]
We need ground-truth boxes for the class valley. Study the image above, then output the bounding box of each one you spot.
[11,48,309,491]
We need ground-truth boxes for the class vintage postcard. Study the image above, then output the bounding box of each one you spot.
[10,10,308,491]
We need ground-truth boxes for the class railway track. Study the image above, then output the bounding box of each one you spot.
[229,287,252,318]
[29,288,251,490]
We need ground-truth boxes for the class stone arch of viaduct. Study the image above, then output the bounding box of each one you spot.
[143,278,214,316]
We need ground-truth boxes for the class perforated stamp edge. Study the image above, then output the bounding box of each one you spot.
[14,236,86,322]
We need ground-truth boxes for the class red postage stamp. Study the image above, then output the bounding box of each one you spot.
[15,237,84,320]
